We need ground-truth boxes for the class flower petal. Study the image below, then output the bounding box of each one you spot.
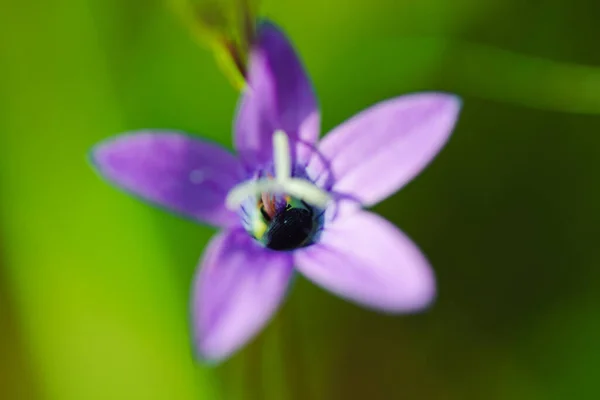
[294,211,435,312]
[91,131,244,227]
[317,93,461,206]
[234,20,319,166]
[193,228,294,362]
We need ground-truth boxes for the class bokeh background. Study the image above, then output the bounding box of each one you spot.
[1,0,600,399]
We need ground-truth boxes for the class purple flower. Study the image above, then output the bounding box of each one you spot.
[91,20,461,363]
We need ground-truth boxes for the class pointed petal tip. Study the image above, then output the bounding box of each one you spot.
[192,335,236,366]
[386,269,437,314]
[418,90,463,113]
[191,344,223,366]
[406,91,463,116]
[191,230,294,365]
[88,134,129,174]
[88,131,243,227]
[88,134,135,181]
[350,254,438,315]
[317,91,462,207]
[295,211,438,314]
[255,19,289,39]
[234,15,320,165]
[439,93,463,124]
[87,145,102,173]
[89,131,152,173]
[193,272,300,366]
[442,92,463,115]
[88,132,153,180]
[256,18,277,31]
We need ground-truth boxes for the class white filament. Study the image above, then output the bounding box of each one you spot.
[225,131,331,210]
[273,130,291,182]
[225,180,286,210]
[283,179,330,207]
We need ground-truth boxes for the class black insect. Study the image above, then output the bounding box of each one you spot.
[265,203,314,251]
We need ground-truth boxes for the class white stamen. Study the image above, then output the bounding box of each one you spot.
[225,131,332,211]
[225,180,286,210]
[284,179,330,207]
[273,129,291,182]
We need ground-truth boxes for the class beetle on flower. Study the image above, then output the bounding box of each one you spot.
[90,20,462,362]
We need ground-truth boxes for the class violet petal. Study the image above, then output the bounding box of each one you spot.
[294,210,435,312]
[91,131,243,228]
[317,93,461,206]
[193,228,294,362]
[234,21,319,166]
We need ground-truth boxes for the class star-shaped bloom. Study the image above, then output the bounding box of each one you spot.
[91,20,462,363]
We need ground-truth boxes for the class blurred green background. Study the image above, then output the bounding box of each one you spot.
[1,0,600,399]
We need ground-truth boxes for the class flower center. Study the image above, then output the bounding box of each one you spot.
[260,197,318,251]
[225,131,331,251]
